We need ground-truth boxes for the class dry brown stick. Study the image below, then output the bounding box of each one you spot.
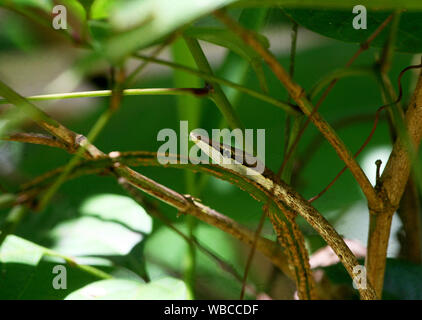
[367,69,422,296]
[214,9,380,210]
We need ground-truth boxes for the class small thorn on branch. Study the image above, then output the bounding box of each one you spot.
[375,159,382,186]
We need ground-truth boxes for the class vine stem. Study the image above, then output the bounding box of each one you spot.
[43,249,112,280]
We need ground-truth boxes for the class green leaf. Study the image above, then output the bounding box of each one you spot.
[90,0,116,20]
[0,235,110,299]
[87,20,113,52]
[65,277,188,300]
[49,194,152,257]
[0,236,44,299]
[101,0,238,60]
[61,0,87,24]
[284,9,422,53]
[0,235,44,265]
[81,194,152,233]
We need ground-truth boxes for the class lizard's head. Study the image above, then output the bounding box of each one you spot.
[190,131,266,176]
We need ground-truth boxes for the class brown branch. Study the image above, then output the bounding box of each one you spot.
[214,9,380,210]
[112,164,292,277]
[0,80,103,159]
[367,69,422,297]
[0,81,77,151]
[5,133,70,152]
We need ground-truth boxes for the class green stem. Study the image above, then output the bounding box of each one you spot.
[281,22,301,183]
[184,36,244,130]
[171,37,202,300]
[134,54,299,116]
[0,88,212,104]
[43,249,112,280]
